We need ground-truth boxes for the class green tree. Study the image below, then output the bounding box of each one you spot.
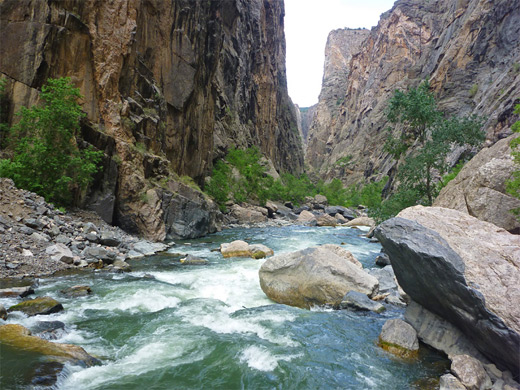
[385,80,485,205]
[506,102,520,218]
[0,77,103,206]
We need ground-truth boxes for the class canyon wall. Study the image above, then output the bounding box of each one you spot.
[306,0,520,186]
[0,0,304,240]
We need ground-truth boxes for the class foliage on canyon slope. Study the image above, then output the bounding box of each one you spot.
[0,77,103,207]
[506,102,520,219]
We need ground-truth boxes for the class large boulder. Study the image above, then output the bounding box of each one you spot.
[316,214,337,227]
[338,291,385,313]
[220,240,252,258]
[345,216,375,228]
[229,204,267,224]
[296,210,317,225]
[434,134,520,234]
[375,206,520,375]
[450,354,492,390]
[259,246,379,309]
[0,324,99,366]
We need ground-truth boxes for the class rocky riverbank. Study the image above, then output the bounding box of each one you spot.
[0,178,171,280]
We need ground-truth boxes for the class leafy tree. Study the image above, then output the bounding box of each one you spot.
[0,77,103,206]
[506,103,520,218]
[385,80,485,205]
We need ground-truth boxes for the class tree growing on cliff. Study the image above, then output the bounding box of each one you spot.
[384,80,485,205]
[0,77,103,206]
[506,102,520,219]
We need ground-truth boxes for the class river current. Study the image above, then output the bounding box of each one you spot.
[1,225,448,389]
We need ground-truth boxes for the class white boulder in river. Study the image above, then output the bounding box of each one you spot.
[259,245,378,309]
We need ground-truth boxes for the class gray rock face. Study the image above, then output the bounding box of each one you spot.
[367,266,397,294]
[379,318,419,357]
[405,301,488,362]
[338,291,385,313]
[375,206,520,375]
[259,246,379,309]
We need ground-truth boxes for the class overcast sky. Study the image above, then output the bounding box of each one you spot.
[285,0,396,107]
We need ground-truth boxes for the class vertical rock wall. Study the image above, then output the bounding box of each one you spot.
[0,0,304,240]
[305,0,520,186]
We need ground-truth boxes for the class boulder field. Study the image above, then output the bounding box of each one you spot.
[375,206,520,378]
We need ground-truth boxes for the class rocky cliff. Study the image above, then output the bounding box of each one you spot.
[306,0,520,186]
[0,0,304,240]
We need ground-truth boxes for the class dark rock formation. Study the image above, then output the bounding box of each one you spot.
[306,0,520,186]
[0,0,304,240]
[375,206,520,377]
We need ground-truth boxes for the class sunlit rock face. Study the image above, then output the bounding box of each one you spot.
[306,0,520,186]
[0,0,304,240]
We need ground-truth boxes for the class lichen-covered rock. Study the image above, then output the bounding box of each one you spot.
[259,246,379,309]
[248,244,274,259]
[8,297,64,316]
[0,324,99,366]
[450,355,492,390]
[375,206,520,375]
[378,318,419,358]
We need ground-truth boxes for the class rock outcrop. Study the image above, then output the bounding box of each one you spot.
[434,134,520,234]
[306,0,520,187]
[0,0,304,240]
[259,246,378,309]
[375,206,520,376]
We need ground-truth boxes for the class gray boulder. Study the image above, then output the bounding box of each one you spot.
[100,231,121,247]
[0,286,34,298]
[451,355,492,390]
[324,206,356,220]
[338,291,385,313]
[375,252,391,266]
[83,246,115,263]
[375,206,520,375]
[367,266,397,294]
[45,244,74,264]
[379,318,419,358]
[180,254,209,265]
[229,204,267,224]
[0,304,7,320]
[296,210,317,226]
[439,374,467,390]
[259,246,379,309]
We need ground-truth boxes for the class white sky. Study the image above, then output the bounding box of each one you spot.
[285,0,396,107]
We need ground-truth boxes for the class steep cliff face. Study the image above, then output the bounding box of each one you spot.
[297,104,317,146]
[0,0,303,240]
[306,0,520,185]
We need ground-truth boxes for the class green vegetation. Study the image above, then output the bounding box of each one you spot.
[379,80,485,219]
[0,77,103,207]
[335,155,353,167]
[469,83,479,98]
[506,102,520,219]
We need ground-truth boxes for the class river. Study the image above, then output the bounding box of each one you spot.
[1,225,448,389]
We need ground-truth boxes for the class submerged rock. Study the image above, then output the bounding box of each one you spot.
[338,291,386,313]
[0,285,34,298]
[180,255,209,265]
[0,324,99,366]
[375,206,520,375]
[8,297,64,316]
[248,244,274,259]
[259,246,379,309]
[378,319,419,358]
[60,285,92,298]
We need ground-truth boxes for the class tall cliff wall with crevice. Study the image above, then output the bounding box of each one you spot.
[306,0,520,186]
[0,0,304,240]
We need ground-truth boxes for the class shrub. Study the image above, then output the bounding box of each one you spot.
[0,77,103,207]
[506,102,520,219]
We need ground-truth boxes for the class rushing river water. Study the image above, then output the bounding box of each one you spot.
[1,225,449,389]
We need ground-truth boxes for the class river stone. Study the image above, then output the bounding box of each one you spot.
[338,291,386,313]
[180,255,209,265]
[0,324,99,366]
[375,252,391,266]
[378,318,419,358]
[220,240,251,258]
[345,216,375,228]
[318,244,362,268]
[451,355,492,390]
[265,201,278,218]
[46,243,74,264]
[259,246,379,309]
[60,285,92,298]
[0,285,35,298]
[8,297,64,316]
[83,246,114,263]
[375,206,520,375]
[0,304,7,320]
[229,204,267,224]
[132,241,168,256]
[324,206,355,219]
[112,259,132,272]
[335,213,348,224]
[316,214,337,227]
[33,321,67,340]
[439,374,467,390]
[248,244,274,259]
[297,210,317,225]
[367,266,397,294]
[100,231,121,247]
